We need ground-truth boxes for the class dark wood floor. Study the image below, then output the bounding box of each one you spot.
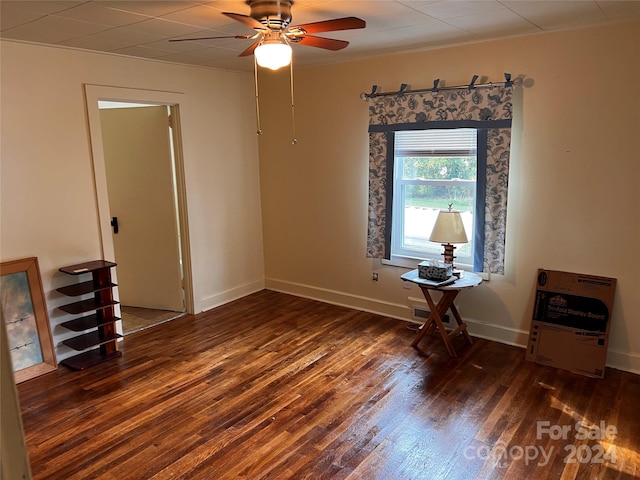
[17,290,639,480]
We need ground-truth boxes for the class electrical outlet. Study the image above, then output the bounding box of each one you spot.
[372,272,379,281]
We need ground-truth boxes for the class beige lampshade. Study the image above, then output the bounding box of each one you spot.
[429,210,469,244]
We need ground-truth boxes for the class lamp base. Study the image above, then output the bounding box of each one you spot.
[441,243,457,270]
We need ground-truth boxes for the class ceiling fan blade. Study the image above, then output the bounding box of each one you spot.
[296,35,349,51]
[293,17,365,35]
[239,41,261,57]
[223,12,265,30]
[169,35,254,43]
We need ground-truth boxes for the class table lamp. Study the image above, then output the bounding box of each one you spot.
[429,205,468,271]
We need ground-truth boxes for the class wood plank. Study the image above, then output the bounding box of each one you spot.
[58,298,119,315]
[56,280,116,297]
[60,313,122,332]
[58,260,116,275]
[59,349,122,371]
[61,331,122,351]
[17,290,640,480]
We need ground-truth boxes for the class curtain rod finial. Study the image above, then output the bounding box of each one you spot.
[361,85,379,100]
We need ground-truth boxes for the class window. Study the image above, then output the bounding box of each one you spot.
[391,129,478,268]
[366,84,513,274]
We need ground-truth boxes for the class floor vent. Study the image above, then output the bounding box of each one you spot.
[412,306,450,324]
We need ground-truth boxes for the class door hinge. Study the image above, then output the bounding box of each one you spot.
[168,114,173,129]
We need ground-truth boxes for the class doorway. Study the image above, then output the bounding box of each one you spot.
[84,86,194,335]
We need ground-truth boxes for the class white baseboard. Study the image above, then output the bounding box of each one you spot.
[464,318,529,348]
[265,278,411,321]
[265,277,640,375]
[606,350,640,375]
[200,278,265,312]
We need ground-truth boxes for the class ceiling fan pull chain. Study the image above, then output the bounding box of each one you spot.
[290,60,297,145]
[254,56,263,135]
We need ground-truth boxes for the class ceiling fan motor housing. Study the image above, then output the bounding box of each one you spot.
[170,2,365,57]
[248,0,293,30]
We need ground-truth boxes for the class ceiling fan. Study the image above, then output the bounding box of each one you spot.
[169,0,366,70]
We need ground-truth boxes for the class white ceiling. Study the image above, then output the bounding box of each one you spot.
[2,0,640,72]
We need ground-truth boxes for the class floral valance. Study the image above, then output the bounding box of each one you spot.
[369,86,513,127]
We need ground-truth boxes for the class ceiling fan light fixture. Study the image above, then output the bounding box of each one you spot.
[255,40,292,70]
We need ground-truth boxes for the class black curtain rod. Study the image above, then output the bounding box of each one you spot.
[361,73,515,100]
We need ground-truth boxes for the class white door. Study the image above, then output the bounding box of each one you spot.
[99,106,184,312]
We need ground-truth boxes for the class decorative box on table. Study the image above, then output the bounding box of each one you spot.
[418,261,453,280]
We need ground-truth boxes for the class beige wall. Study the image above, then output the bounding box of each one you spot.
[258,21,640,373]
[0,41,265,362]
[1,21,639,375]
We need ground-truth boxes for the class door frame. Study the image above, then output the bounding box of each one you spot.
[84,84,194,315]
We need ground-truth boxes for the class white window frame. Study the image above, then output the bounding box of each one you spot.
[389,128,478,270]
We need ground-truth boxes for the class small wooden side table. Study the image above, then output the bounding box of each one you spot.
[401,269,482,357]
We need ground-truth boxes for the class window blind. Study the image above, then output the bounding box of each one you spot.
[395,129,477,156]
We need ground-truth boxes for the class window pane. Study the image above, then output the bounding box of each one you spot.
[401,183,474,259]
[392,128,477,265]
[402,157,476,182]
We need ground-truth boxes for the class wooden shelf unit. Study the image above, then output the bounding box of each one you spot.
[57,260,122,370]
